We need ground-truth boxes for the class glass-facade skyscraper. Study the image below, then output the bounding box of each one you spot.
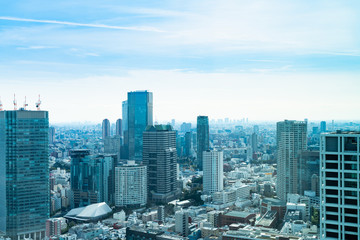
[126,91,153,161]
[0,110,49,240]
[102,118,110,140]
[196,116,209,170]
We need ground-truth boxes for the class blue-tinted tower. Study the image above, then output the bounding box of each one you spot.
[126,91,153,161]
[0,110,49,240]
[196,116,209,170]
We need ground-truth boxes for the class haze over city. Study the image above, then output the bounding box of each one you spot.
[1,0,360,123]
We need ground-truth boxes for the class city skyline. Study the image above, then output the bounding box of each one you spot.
[1,1,360,123]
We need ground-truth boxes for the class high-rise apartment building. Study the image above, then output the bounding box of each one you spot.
[143,125,180,203]
[276,120,307,200]
[203,150,224,194]
[115,161,147,207]
[320,132,360,240]
[126,91,153,161]
[102,119,111,139]
[0,110,49,240]
[197,116,209,170]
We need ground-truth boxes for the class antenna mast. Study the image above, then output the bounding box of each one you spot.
[36,95,41,110]
[23,96,28,110]
[13,94,17,110]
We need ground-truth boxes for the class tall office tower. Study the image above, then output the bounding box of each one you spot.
[180,122,191,132]
[115,118,122,137]
[276,120,307,200]
[143,125,180,203]
[203,150,224,194]
[175,209,189,237]
[102,118,111,140]
[49,126,55,144]
[320,121,327,133]
[104,135,121,161]
[114,161,147,207]
[298,150,319,195]
[320,132,360,240]
[253,125,259,134]
[127,91,153,161]
[122,100,129,158]
[184,132,192,157]
[197,116,209,170]
[250,132,258,153]
[70,150,116,207]
[94,154,116,206]
[0,110,49,240]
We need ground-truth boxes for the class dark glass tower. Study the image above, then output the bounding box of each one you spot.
[102,119,110,140]
[0,110,49,240]
[127,91,153,161]
[196,116,209,170]
[115,118,122,137]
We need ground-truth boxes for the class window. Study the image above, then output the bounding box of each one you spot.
[326,206,338,213]
[345,199,358,206]
[344,137,357,152]
[345,191,357,197]
[326,189,338,195]
[345,216,358,224]
[326,180,338,187]
[345,208,357,214]
[326,137,338,152]
[326,232,338,238]
[345,181,357,188]
[326,172,338,178]
[326,163,338,170]
[326,197,338,204]
[326,214,338,221]
[326,224,338,230]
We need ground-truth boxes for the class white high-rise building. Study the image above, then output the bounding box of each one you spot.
[115,161,147,207]
[175,209,189,237]
[320,132,360,240]
[203,150,224,194]
[276,120,307,200]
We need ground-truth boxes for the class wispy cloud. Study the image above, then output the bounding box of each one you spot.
[0,16,165,32]
[17,46,57,50]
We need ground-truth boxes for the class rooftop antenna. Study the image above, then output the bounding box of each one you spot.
[36,94,41,110]
[0,97,3,111]
[23,96,28,110]
[13,94,17,110]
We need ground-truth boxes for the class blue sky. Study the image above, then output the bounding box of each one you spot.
[0,0,360,123]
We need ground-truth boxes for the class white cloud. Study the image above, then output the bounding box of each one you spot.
[0,16,165,32]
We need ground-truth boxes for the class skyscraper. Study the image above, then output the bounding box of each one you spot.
[116,118,122,137]
[102,118,110,139]
[0,110,49,240]
[115,161,147,207]
[320,121,327,133]
[276,120,307,200]
[197,116,209,170]
[127,91,153,161]
[49,126,55,144]
[70,150,115,207]
[143,125,180,203]
[250,132,258,153]
[184,132,192,157]
[203,150,224,194]
[320,132,360,240]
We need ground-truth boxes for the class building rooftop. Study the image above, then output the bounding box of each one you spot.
[224,211,254,219]
[146,125,173,131]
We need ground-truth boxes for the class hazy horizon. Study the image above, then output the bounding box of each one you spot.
[1,1,359,123]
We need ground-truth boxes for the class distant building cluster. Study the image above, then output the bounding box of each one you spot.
[1,91,360,240]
